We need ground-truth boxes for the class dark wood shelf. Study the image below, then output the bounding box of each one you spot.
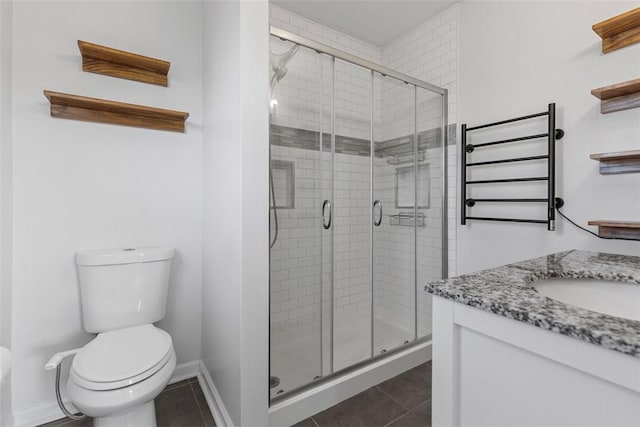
[588,220,640,240]
[44,90,188,132]
[78,40,170,87]
[591,78,640,114]
[592,7,640,53]
[590,149,640,174]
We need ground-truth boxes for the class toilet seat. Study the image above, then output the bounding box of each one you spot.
[71,324,173,391]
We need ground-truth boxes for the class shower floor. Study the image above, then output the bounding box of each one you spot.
[270,311,413,398]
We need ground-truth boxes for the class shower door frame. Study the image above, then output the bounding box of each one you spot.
[269,25,449,403]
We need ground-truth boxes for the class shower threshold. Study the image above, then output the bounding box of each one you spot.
[268,337,431,426]
[270,312,431,400]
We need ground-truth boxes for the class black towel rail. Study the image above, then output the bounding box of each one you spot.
[461,103,564,231]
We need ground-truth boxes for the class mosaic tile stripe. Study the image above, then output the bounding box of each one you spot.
[270,124,457,158]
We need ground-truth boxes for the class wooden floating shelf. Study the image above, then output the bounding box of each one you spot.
[590,149,640,175]
[588,220,640,240]
[591,78,640,114]
[43,90,188,132]
[592,7,640,53]
[78,40,170,87]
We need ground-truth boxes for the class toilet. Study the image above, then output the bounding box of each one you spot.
[67,247,176,427]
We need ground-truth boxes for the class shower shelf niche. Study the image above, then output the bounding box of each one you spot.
[592,7,640,53]
[78,40,171,86]
[43,90,189,132]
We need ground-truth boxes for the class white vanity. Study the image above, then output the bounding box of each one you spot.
[426,250,640,427]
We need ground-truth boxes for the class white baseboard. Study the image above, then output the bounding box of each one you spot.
[14,359,210,427]
[197,361,233,427]
[168,360,200,385]
[14,399,80,427]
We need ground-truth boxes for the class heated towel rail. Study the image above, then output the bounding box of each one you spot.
[461,103,564,231]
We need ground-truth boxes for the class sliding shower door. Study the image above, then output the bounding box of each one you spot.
[331,59,373,371]
[372,74,417,354]
[416,87,445,338]
[269,36,328,398]
[269,31,447,401]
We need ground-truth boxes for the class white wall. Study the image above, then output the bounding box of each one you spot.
[202,0,270,425]
[9,1,203,422]
[457,1,640,274]
[1,1,14,425]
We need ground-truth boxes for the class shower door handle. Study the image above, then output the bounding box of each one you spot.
[322,200,332,230]
[373,200,383,226]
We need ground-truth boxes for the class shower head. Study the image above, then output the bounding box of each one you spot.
[270,44,300,72]
[270,44,300,93]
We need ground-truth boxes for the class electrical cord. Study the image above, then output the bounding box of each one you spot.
[556,207,638,242]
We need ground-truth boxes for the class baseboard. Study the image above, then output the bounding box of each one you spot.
[168,360,200,385]
[14,359,204,427]
[14,399,80,427]
[197,361,234,427]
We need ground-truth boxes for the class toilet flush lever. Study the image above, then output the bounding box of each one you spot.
[45,348,81,370]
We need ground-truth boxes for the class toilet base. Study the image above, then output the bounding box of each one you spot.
[94,401,156,427]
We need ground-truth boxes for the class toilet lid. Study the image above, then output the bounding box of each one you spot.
[72,324,172,389]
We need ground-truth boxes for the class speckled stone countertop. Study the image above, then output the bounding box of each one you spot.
[425,250,640,357]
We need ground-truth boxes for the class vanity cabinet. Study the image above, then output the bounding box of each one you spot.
[431,297,640,427]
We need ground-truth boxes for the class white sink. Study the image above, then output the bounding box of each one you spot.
[533,278,640,322]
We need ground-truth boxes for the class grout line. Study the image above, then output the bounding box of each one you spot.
[375,385,414,413]
[189,382,210,425]
[411,398,432,427]
[411,397,432,417]
[309,416,321,427]
[382,410,411,427]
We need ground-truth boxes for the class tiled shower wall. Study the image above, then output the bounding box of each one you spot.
[382,5,458,278]
[375,4,459,334]
[269,4,458,334]
[270,145,372,331]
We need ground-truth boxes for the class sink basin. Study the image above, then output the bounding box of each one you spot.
[533,278,640,322]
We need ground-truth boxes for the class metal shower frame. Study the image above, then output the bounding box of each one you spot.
[269,25,449,402]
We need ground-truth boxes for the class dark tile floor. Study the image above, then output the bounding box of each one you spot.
[40,377,215,427]
[41,361,431,427]
[293,361,432,427]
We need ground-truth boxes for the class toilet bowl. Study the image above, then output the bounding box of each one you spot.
[67,324,176,427]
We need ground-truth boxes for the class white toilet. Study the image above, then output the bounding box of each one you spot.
[67,247,176,427]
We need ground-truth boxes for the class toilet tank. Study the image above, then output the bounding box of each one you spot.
[76,247,174,333]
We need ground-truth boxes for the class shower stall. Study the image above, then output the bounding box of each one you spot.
[268,26,448,410]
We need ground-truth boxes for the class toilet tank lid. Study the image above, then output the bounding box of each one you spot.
[76,247,174,266]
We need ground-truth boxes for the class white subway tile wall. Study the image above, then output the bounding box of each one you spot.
[381,4,458,282]
[269,4,458,340]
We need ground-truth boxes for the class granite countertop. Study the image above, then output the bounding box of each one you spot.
[425,250,640,357]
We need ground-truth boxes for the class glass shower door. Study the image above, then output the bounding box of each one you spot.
[416,87,445,338]
[331,58,373,371]
[269,36,326,397]
[372,73,417,354]
[269,30,447,402]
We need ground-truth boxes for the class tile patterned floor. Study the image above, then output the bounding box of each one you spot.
[40,377,215,427]
[293,361,432,427]
[41,361,431,427]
